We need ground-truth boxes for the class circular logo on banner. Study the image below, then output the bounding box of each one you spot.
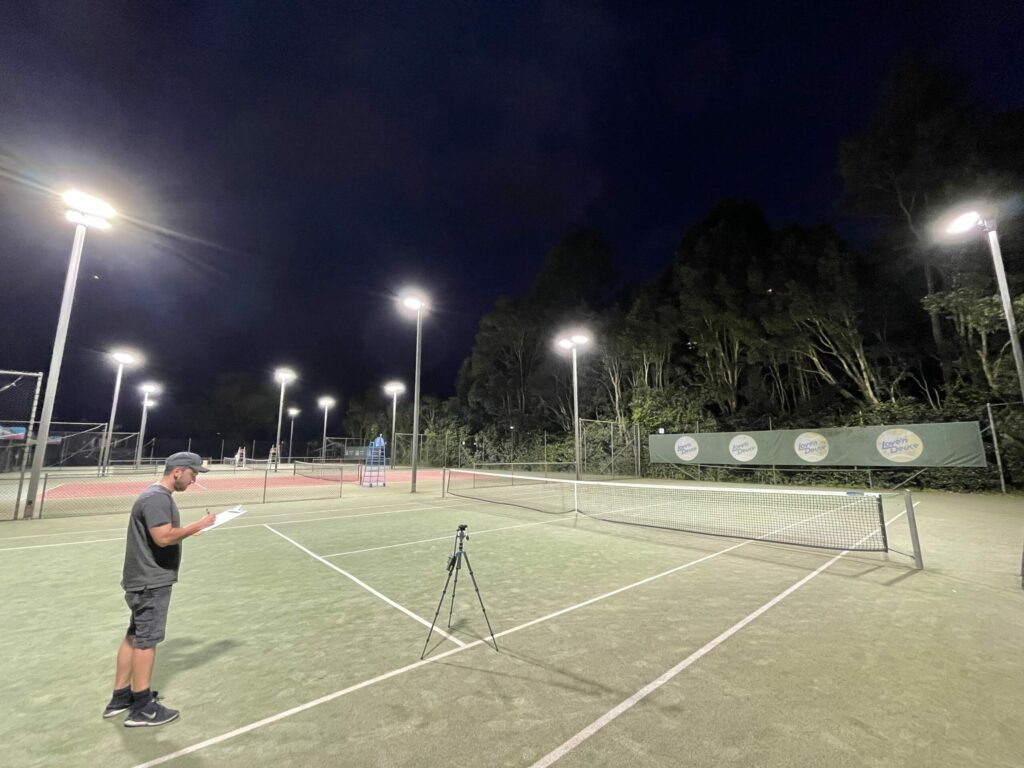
[876,428,924,463]
[728,434,758,462]
[674,436,699,461]
[794,432,829,463]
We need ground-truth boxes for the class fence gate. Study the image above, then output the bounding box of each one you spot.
[580,418,641,479]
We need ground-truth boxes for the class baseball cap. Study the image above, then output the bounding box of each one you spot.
[165,451,209,473]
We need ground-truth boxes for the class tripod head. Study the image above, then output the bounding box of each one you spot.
[447,524,469,572]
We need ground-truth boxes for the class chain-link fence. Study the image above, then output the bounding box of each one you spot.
[29,463,354,519]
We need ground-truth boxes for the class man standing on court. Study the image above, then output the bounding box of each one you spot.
[103,451,216,727]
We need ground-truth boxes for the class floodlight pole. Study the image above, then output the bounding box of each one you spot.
[288,412,298,464]
[272,370,292,473]
[24,223,88,517]
[100,361,127,474]
[571,346,582,481]
[134,393,154,468]
[321,404,331,462]
[410,306,423,492]
[984,224,1024,405]
[390,390,399,469]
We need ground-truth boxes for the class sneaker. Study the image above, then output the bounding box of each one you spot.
[102,692,133,719]
[103,689,159,719]
[124,699,179,728]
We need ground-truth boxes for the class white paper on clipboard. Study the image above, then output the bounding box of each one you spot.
[199,505,247,533]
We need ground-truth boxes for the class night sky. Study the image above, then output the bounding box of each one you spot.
[2,1,1022,437]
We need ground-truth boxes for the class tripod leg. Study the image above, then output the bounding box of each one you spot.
[447,553,461,628]
[461,552,498,651]
[421,567,456,659]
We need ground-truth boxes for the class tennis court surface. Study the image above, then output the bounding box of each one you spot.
[0,473,1020,767]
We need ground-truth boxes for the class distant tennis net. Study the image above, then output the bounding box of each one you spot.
[294,460,359,482]
[444,469,889,552]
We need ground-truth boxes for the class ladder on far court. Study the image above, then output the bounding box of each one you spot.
[362,434,386,487]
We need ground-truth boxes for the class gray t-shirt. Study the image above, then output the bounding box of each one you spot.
[121,483,181,591]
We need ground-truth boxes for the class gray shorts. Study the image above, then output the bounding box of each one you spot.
[124,586,173,649]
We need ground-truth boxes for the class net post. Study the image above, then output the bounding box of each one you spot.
[903,490,923,570]
[572,479,579,517]
[262,470,268,504]
[441,468,447,498]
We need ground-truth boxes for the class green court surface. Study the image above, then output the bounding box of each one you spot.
[0,478,1021,767]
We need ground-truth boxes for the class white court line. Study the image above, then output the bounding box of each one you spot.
[320,516,575,557]
[129,509,912,768]
[527,510,910,767]
[0,536,124,552]
[129,535,759,768]
[0,498,481,551]
[262,524,466,648]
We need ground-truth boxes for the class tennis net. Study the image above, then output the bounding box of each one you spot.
[444,469,888,552]
[294,460,356,482]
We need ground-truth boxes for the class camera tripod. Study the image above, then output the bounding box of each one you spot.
[421,524,498,658]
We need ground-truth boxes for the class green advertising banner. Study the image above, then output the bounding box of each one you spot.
[648,422,986,468]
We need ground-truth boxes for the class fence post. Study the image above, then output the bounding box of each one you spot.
[38,472,50,519]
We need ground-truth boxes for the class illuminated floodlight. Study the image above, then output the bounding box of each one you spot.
[945,210,983,235]
[555,331,591,351]
[383,381,406,395]
[318,396,336,409]
[139,382,162,396]
[274,367,297,383]
[62,189,117,220]
[287,407,300,417]
[400,293,428,313]
[110,349,140,366]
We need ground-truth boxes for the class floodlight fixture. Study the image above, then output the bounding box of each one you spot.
[62,189,117,221]
[945,210,983,235]
[274,367,297,383]
[287,407,300,417]
[139,381,162,396]
[318,395,336,409]
[400,293,428,312]
[109,349,140,366]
